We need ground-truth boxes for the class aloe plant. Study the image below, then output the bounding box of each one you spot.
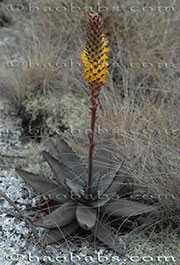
[1,12,156,256]
[15,134,155,255]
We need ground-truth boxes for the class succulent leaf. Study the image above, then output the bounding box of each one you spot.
[102,199,156,218]
[105,155,144,197]
[36,199,61,214]
[48,135,87,185]
[93,138,115,176]
[91,218,125,256]
[65,178,86,202]
[104,179,128,199]
[41,220,79,245]
[90,163,126,207]
[89,171,101,195]
[91,182,131,208]
[42,151,80,189]
[33,200,76,228]
[105,162,131,195]
[15,168,68,203]
[76,205,97,230]
[90,197,110,208]
[96,163,123,197]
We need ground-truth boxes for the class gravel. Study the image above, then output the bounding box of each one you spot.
[0,98,22,150]
[0,118,22,149]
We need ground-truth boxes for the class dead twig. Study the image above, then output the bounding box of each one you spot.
[0,154,27,159]
[0,190,32,227]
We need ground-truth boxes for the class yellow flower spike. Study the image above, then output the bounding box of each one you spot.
[100,54,108,61]
[100,47,110,54]
[81,13,109,86]
[81,13,111,200]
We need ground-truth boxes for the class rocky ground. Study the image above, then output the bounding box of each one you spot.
[0,99,21,150]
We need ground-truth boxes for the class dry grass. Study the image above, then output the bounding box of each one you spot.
[98,88,180,231]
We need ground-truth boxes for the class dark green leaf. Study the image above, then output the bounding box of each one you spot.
[65,179,86,201]
[48,135,87,185]
[90,171,101,190]
[93,147,114,176]
[42,151,81,189]
[33,200,76,228]
[106,154,141,195]
[76,205,97,230]
[91,218,125,256]
[15,168,68,203]
[41,220,79,245]
[36,199,61,214]
[105,162,129,195]
[96,163,123,196]
[93,133,119,175]
[90,163,127,207]
[102,199,156,217]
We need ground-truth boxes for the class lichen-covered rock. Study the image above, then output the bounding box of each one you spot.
[24,93,89,135]
[60,94,89,129]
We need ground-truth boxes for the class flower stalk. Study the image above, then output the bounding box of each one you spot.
[81,12,109,196]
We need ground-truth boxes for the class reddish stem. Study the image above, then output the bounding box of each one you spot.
[87,87,100,197]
